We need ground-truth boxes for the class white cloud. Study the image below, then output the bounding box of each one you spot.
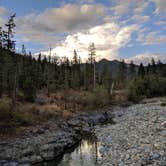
[39,23,139,61]
[16,3,106,44]
[126,52,166,65]
[155,20,166,26]
[131,15,150,23]
[111,2,130,16]
[138,31,166,45]
[0,7,7,16]
[1,1,165,64]
[134,1,150,13]
[152,0,166,13]
[111,0,149,16]
[79,0,94,3]
[0,7,7,27]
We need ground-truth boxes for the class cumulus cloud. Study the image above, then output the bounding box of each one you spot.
[131,15,150,23]
[0,6,7,27]
[111,1,130,16]
[0,7,7,16]
[126,52,166,65]
[137,31,166,45]
[16,3,106,44]
[39,23,139,61]
[133,1,150,14]
[155,20,166,26]
[152,0,166,13]
[111,0,149,16]
[109,0,151,26]
[1,1,165,63]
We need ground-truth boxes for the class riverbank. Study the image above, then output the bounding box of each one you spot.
[95,98,166,165]
[0,109,113,166]
[1,98,165,166]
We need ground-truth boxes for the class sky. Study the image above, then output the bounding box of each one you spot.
[0,0,166,64]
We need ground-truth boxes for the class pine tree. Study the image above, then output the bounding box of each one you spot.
[64,57,71,89]
[5,14,16,51]
[157,60,163,76]
[102,64,111,94]
[138,63,145,77]
[78,56,82,88]
[83,61,90,90]
[21,44,26,55]
[0,48,4,97]
[129,61,135,80]
[0,27,3,48]
[71,50,80,88]
[117,59,127,88]
[146,63,151,75]
[151,58,156,74]
[88,43,96,90]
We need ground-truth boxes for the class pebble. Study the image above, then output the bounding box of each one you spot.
[95,99,166,166]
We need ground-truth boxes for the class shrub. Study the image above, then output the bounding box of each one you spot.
[161,102,166,106]
[62,110,73,119]
[128,75,166,102]
[17,106,41,125]
[127,80,144,102]
[15,106,57,125]
[22,78,36,102]
[161,99,166,106]
[85,86,111,108]
[0,98,13,120]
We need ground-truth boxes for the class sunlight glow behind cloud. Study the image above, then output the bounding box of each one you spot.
[40,23,139,61]
[0,0,166,64]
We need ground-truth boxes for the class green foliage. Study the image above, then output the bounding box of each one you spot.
[0,98,12,120]
[116,59,127,88]
[161,102,166,106]
[161,99,166,106]
[138,63,145,77]
[127,80,144,102]
[85,86,111,108]
[22,78,36,102]
[0,97,19,134]
[128,75,166,102]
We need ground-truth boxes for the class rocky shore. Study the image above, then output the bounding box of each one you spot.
[95,99,166,166]
[0,110,113,166]
[1,98,165,166]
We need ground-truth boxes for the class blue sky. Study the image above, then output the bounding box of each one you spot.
[0,0,166,64]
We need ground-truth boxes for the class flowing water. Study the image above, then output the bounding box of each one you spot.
[37,135,101,166]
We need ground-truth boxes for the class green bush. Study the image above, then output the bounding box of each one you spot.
[161,99,166,106]
[0,98,13,120]
[0,98,17,134]
[128,75,166,102]
[85,86,111,108]
[161,102,166,106]
[23,78,36,102]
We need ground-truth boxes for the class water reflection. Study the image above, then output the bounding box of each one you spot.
[39,136,101,166]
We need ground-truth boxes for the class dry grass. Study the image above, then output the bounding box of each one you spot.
[0,88,114,135]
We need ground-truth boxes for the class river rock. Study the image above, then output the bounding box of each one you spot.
[0,111,111,165]
[95,100,166,166]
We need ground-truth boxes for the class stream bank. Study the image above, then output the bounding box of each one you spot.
[1,98,165,166]
[0,109,113,166]
[33,99,166,166]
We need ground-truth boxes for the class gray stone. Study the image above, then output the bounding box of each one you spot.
[153,153,161,160]
[94,99,166,166]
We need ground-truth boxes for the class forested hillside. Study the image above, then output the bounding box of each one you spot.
[0,14,166,135]
[0,14,166,103]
